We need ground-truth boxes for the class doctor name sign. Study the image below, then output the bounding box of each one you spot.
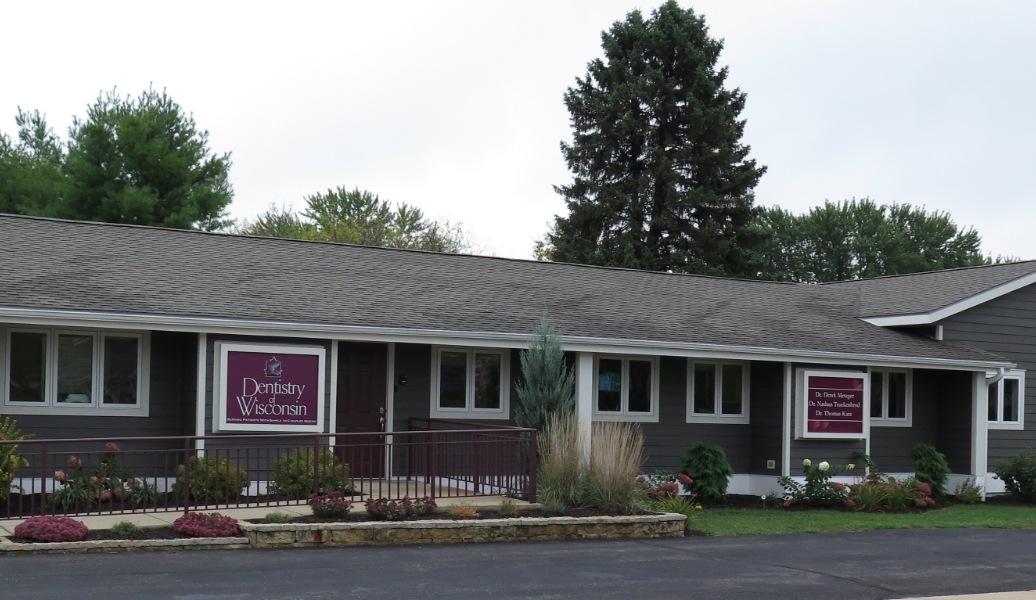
[798,370,867,439]
[215,343,326,432]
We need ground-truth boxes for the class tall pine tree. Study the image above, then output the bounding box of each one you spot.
[549,1,765,276]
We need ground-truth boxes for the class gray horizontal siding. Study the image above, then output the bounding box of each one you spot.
[939,283,1036,466]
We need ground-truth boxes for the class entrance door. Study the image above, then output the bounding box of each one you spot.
[336,342,388,478]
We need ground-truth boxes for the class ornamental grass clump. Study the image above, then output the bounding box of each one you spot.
[537,412,583,507]
[307,491,354,518]
[779,458,855,508]
[172,512,240,537]
[14,516,88,542]
[582,421,646,514]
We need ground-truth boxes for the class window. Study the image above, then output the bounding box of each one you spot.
[593,356,658,422]
[3,328,149,416]
[431,347,509,418]
[989,370,1025,430]
[869,369,911,426]
[687,361,750,424]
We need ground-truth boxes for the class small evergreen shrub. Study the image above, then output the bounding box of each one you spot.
[172,512,240,537]
[681,443,733,505]
[264,512,291,523]
[14,516,89,542]
[953,478,984,504]
[271,448,351,499]
[307,491,354,518]
[514,319,575,432]
[994,449,1036,503]
[779,458,855,508]
[110,521,138,537]
[173,455,249,503]
[912,443,951,498]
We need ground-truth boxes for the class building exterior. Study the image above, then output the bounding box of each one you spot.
[2,214,1034,494]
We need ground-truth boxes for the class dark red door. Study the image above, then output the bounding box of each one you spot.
[336,342,388,478]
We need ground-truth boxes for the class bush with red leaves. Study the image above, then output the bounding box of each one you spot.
[172,512,240,537]
[14,516,89,542]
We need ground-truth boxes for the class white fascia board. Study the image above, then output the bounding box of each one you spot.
[0,306,1012,373]
[862,271,1036,327]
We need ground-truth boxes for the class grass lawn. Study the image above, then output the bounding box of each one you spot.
[687,504,1036,536]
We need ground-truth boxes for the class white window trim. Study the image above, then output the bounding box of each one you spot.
[686,360,751,424]
[989,369,1025,431]
[429,347,510,420]
[868,368,912,428]
[592,355,659,423]
[2,327,150,417]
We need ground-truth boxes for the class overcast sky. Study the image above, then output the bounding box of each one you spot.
[4,1,1035,261]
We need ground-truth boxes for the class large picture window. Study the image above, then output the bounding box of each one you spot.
[989,370,1025,430]
[4,328,149,416]
[870,369,911,427]
[431,347,509,419]
[687,361,750,424]
[593,356,658,422]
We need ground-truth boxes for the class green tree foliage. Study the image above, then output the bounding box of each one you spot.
[548,1,766,276]
[752,198,988,282]
[515,319,575,431]
[0,88,233,230]
[240,187,474,253]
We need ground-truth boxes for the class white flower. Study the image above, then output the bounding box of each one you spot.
[761,495,768,501]
[818,461,830,471]
[802,459,811,467]
[847,463,856,470]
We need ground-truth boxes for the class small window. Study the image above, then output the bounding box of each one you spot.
[869,369,911,426]
[989,371,1025,430]
[8,330,47,403]
[687,361,749,424]
[593,356,658,422]
[431,347,510,419]
[102,335,141,406]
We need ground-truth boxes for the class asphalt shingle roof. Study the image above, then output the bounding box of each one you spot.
[0,215,1012,367]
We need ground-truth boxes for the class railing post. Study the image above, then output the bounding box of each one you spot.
[182,437,192,514]
[428,431,437,500]
[527,429,537,504]
[313,434,321,496]
[473,432,482,495]
[40,440,48,516]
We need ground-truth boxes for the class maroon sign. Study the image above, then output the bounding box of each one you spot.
[805,375,864,435]
[217,344,325,432]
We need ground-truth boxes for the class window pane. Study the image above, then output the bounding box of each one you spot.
[439,351,467,409]
[473,353,502,410]
[57,334,93,404]
[628,360,652,413]
[693,364,716,414]
[103,336,139,405]
[887,372,907,419]
[870,373,884,419]
[721,365,743,415]
[9,331,46,403]
[597,359,622,412]
[988,384,998,422]
[1004,378,1020,423]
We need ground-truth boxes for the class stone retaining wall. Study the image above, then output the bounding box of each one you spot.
[239,513,687,548]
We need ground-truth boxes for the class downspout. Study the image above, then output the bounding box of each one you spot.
[986,367,1006,386]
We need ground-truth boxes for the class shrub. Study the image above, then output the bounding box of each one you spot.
[49,444,132,512]
[514,319,574,432]
[637,470,694,509]
[538,412,583,507]
[447,503,478,518]
[953,477,984,504]
[14,516,88,542]
[849,473,928,511]
[582,421,646,514]
[173,455,248,503]
[363,496,438,521]
[110,521,138,537]
[0,417,30,502]
[994,450,1036,503]
[172,512,240,537]
[912,443,950,498]
[127,477,159,507]
[307,491,354,518]
[778,458,855,508]
[681,443,733,505]
[497,498,519,517]
[264,512,291,523]
[271,448,351,499]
